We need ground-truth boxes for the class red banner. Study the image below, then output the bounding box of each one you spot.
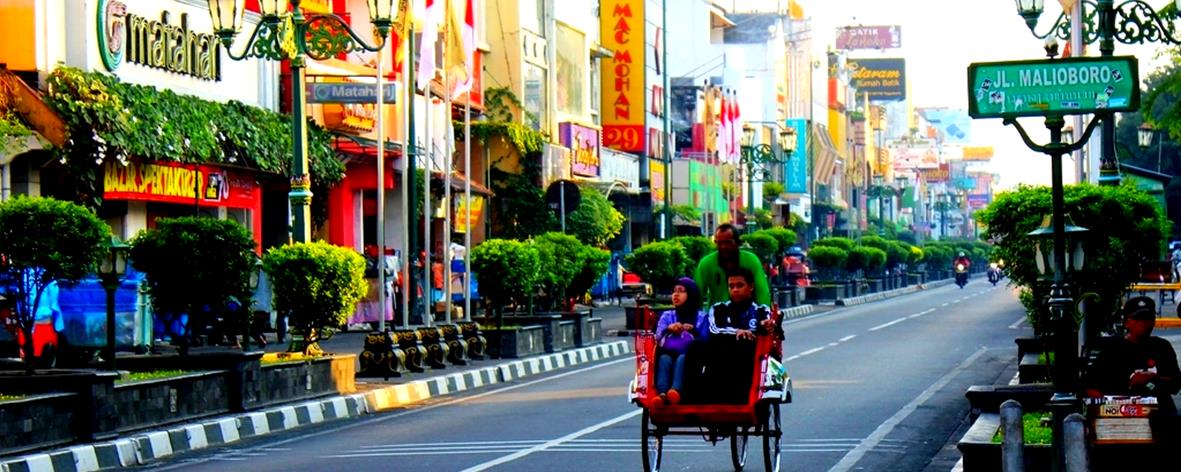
[104,161,259,209]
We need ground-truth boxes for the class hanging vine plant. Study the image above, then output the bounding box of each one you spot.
[41,66,343,209]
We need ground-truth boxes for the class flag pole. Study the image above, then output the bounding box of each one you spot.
[442,0,454,324]
[463,1,473,323]
[400,4,413,330]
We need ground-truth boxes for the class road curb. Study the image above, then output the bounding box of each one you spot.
[836,285,922,306]
[779,304,814,320]
[0,341,632,472]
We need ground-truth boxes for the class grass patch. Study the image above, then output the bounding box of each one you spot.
[992,411,1053,445]
[261,352,324,365]
[1038,352,1056,365]
[0,394,24,401]
[117,370,191,384]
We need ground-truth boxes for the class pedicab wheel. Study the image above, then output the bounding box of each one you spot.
[730,426,749,471]
[641,409,663,472]
[762,404,781,472]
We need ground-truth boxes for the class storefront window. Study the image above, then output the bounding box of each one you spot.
[555,23,585,117]
[524,63,546,130]
[520,0,544,34]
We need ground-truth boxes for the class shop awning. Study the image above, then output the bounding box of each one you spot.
[430,170,494,196]
[811,123,840,186]
[331,133,404,161]
[710,5,737,28]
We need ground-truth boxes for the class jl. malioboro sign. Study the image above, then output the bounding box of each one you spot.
[967,56,1138,119]
[98,0,223,81]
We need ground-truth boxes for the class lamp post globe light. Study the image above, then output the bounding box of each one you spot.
[1015,0,1181,186]
[206,0,397,243]
[739,124,794,233]
[99,237,130,371]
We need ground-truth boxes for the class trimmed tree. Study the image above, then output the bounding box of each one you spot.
[568,246,612,306]
[813,236,855,252]
[808,246,848,281]
[471,239,541,323]
[262,242,366,354]
[532,232,586,310]
[0,197,109,372]
[131,217,257,352]
[566,185,626,247]
[978,183,1169,336]
[744,232,780,265]
[670,235,715,275]
[625,241,688,294]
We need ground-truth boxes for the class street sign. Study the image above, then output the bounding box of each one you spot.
[545,180,581,216]
[967,56,1139,119]
[305,83,399,104]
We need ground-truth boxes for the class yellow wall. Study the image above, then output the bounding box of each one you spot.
[0,1,36,71]
[485,0,524,121]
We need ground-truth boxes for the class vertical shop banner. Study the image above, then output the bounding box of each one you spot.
[560,122,602,177]
[600,0,645,153]
[455,195,485,233]
[785,118,808,194]
[650,158,665,204]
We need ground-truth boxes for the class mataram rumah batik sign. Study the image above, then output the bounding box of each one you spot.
[847,58,905,102]
[967,56,1139,118]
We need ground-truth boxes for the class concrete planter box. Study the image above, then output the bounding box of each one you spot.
[865,278,884,294]
[252,354,357,409]
[805,284,845,302]
[505,315,575,353]
[112,371,229,433]
[957,413,1051,472]
[556,310,602,347]
[484,326,546,359]
[964,384,1054,416]
[906,273,924,286]
[0,393,77,456]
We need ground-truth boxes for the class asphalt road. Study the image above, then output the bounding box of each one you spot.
[139,280,1027,472]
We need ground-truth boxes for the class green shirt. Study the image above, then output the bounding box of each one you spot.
[694,250,772,307]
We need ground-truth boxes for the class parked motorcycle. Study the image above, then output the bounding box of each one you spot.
[955,263,969,288]
[987,263,1001,286]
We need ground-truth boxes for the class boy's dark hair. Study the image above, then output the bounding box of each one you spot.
[715,223,742,244]
[726,266,755,285]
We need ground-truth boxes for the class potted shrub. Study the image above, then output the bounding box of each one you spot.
[531,232,585,311]
[805,245,847,301]
[906,245,926,285]
[0,197,109,372]
[131,217,258,353]
[262,242,367,354]
[669,236,714,275]
[564,246,610,346]
[625,240,687,295]
[471,239,543,357]
[743,232,779,267]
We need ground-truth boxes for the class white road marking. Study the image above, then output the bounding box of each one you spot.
[796,346,826,357]
[940,303,949,307]
[869,318,907,332]
[838,335,856,343]
[829,346,991,472]
[908,308,935,319]
[1009,317,1026,329]
[828,342,839,347]
[458,409,642,471]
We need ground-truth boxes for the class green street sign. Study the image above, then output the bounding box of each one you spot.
[967,56,1139,119]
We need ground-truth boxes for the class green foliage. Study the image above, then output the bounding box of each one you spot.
[808,246,848,279]
[131,217,258,347]
[753,228,797,255]
[42,67,342,209]
[744,233,779,264]
[531,232,585,308]
[466,121,547,156]
[922,245,954,271]
[762,182,785,203]
[489,168,556,239]
[566,185,625,247]
[471,239,542,315]
[858,236,890,252]
[670,236,715,274]
[625,241,688,293]
[0,196,110,370]
[846,246,886,275]
[978,183,1170,335]
[667,204,701,223]
[885,241,910,268]
[483,86,540,127]
[813,236,855,252]
[991,411,1053,445]
[0,112,33,154]
[908,245,925,265]
[568,246,611,303]
[117,370,191,384]
[262,241,367,350]
[754,208,774,229]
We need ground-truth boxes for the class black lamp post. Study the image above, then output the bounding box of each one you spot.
[99,237,130,371]
[1015,0,1181,185]
[205,0,396,243]
[740,124,794,233]
[242,257,262,351]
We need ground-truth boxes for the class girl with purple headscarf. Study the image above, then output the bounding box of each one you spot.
[651,277,709,405]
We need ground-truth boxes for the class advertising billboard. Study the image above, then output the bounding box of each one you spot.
[847,58,905,102]
[600,0,646,152]
[835,25,901,50]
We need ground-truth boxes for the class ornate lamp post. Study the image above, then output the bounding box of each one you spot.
[241,257,262,351]
[1015,0,1181,185]
[99,237,130,371]
[740,124,794,233]
[1138,122,1165,172]
[205,0,396,243]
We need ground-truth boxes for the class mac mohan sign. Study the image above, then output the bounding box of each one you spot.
[967,56,1139,118]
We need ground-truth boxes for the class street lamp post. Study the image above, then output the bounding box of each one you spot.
[1015,0,1181,185]
[99,237,130,371]
[205,0,396,243]
[1139,122,1164,172]
[739,124,794,233]
[1004,111,1100,472]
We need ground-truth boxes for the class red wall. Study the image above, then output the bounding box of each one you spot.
[327,160,396,247]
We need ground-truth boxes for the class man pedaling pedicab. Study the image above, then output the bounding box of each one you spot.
[698,266,783,404]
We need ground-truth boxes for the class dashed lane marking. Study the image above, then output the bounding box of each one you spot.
[869,318,907,332]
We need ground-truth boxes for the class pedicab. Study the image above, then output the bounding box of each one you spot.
[628,306,791,472]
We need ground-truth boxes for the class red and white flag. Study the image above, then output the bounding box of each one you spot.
[730,93,742,161]
[415,0,442,91]
[718,89,730,162]
[446,0,475,99]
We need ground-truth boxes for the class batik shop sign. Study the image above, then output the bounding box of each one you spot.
[103,160,257,208]
[560,122,601,177]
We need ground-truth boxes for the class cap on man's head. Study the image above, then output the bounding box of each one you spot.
[1123,296,1156,320]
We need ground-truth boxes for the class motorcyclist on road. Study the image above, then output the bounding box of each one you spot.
[953,252,971,272]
